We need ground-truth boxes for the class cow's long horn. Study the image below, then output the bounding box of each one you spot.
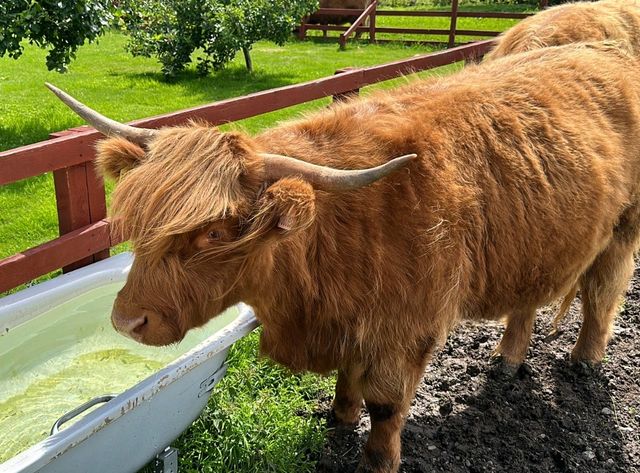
[45,83,157,146]
[260,153,417,192]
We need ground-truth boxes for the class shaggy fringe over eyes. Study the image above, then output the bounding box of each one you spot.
[186,187,316,304]
[188,178,317,266]
[106,123,262,258]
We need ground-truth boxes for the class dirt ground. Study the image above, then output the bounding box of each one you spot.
[316,266,640,473]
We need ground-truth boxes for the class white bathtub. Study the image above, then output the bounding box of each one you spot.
[0,252,259,473]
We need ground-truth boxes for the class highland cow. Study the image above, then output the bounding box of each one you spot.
[486,0,640,60]
[308,0,371,27]
[48,42,640,472]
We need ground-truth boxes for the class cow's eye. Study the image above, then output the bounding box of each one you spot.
[207,230,222,241]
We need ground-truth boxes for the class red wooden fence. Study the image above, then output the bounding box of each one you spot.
[300,3,535,48]
[0,39,495,294]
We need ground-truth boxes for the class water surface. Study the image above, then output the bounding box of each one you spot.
[0,282,238,462]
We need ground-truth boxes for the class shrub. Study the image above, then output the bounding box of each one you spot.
[117,0,319,77]
[0,0,112,72]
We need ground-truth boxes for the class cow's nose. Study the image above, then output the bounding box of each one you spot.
[111,309,148,339]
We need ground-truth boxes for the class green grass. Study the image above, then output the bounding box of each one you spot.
[170,332,335,473]
[0,8,528,470]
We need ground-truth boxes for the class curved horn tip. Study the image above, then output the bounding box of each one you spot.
[45,82,66,98]
[392,153,418,163]
[260,152,418,192]
[381,153,418,172]
[44,82,157,146]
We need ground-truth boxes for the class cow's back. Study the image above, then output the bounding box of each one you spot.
[486,0,640,60]
[253,43,640,371]
[440,43,640,318]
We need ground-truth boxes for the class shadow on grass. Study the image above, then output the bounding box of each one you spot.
[300,37,345,46]
[301,35,443,51]
[110,66,302,106]
[0,120,58,154]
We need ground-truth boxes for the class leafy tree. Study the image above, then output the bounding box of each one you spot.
[0,0,113,72]
[118,0,318,77]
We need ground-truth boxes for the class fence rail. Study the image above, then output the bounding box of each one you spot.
[300,2,534,47]
[0,39,494,294]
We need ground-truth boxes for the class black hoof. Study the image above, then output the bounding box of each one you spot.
[489,355,520,379]
[570,359,600,376]
[327,409,359,430]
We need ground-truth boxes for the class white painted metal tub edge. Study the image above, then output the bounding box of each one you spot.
[0,252,134,334]
[0,252,260,473]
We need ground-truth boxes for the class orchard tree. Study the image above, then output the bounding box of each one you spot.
[0,0,113,72]
[118,0,318,77]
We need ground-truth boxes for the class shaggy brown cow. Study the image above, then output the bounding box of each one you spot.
[486,0,640,60]
[308,0,371,26]
[48,42,640,472]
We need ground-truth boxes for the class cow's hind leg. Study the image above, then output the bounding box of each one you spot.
[356,337,436,473]
[332,364,364,427]
[573,239,635,363]
[492,307,536,368]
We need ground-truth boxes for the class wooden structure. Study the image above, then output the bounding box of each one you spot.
[0,40,494,294]
[299,1,537,48]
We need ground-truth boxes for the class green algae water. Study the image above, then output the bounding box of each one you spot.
[0,282,239,463]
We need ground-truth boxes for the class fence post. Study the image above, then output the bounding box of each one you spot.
[448,0,460,49]
[332,68,360,103]
[340,1,377,50]
[50,128,108,273]
[299,17,308,40]
[339,31,348,50]
[369,0,377,44]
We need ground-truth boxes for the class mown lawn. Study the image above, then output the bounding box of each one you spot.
[0,5,534,471]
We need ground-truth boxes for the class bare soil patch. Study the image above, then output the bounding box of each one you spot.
[316,266,640,473]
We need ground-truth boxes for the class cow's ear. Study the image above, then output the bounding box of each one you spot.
[95,137,145,180]
[251,177,316,241]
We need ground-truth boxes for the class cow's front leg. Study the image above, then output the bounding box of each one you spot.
[357,398,405,473]
[332,364,363,427]
[356,337,436,473]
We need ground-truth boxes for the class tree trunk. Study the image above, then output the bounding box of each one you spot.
[242,46,253,72]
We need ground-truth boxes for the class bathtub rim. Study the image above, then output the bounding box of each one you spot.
[1,252,134,335]
[0,252,260,472]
